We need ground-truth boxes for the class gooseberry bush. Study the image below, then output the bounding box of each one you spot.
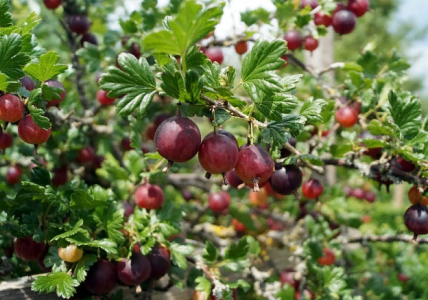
[1,0,428,299]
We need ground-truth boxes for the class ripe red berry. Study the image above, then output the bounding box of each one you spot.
[130,43,142,59]
[6,165,23,185]
[0,94,24,123]
[302,178,324,199]
[235,41,248,55]
[205,129,239,148]
[396,157,416,172]
[135,183,164,210]
[347,0,369,17]
[76,146,96,164]
[351,188,364,199]
[232,219,246,232]
[303,36,319,52]
[18,115,51,145]
[280,137,296,158]
[226,169,244,188]
[154,113,172,126]
[300,0,318,10]
[333,2,346,14]
[280,268,299,289]
[397,273,409,283]
[364,146,382,159]
[45,80,66,107]
[43,0,61,9]
[208,191,231,213]
[97,90,116,106]
[123,202,135,218]
[0,132,13,149]
[14,236,45,261]
[148,246,171,279]
[318,248,335,266]
[93,155,105,169]
[84,259,117,295]
[121,138,134,151]
[154,116,201,167]
[235,143,274,191]
[181,189,194,202]
[364,191,376,203]
[146,123,156,140]
[20,76,35,91]
[343,186,353,197]
[332,10,357,35]
[205,47,224,64]
[36,246,52,272]
[335,106,358,128]
[314,12,333,27]
[117,251,151,285]
[198,131,239,182]
[80,33,98,47]
[281,55,289,68]
[284,30,303,51]
[52,165,68,186]
[404,204,428,239]
[68,15,90,35]
[269,164,303,196]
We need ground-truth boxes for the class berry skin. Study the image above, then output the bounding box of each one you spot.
[198,131,239,182]
[280,268,299,288]
[20,76,35,91]
[347,0,369,17]
[300,0,318,10]
[181,189,194,202]
[235,143,274,191]
[148,246,171,279]
[303,36,319,52]
[58,245,84,263]
[84,259,118,295]
[343,186,353,197]
[154,116,201,166]
[117,251,151,285]
[0,94,24,123]
[235,41,248,55]
[14,236,45,261]
[43,0,61,9]
[76,146,96,164]
[135,184,164,210]
[404,204,428,239]
[280,137,297,158]
[121,138,133,151]
[146,123,157,140]
[248,188,268,206]
[284,30,303,51]
[123,202,135,218]
[302,178,324,199]
[333,2,346,14]
[80,33,98,47]
[408,186,428,205]
[36,246,52,272]
[52,165,68,186]
[97,90,116,106]
[318,248,335,266]
[205,47,224,64]
[232,218,246,232]
[351,188,365,199]
[332,10,357,35]
[269,164,303,196]
[208,191,231,213]
[335,106,358,128]
[6,165,23,185]
[0,132,13,149]
[154,113,172,126]
[364,146,382,159]
[314,12,333,27]
[396,157,416,172]
[205,129,239,148]
[68,15,90,35]
[226,169,244,188]
[45,80,66,107]
[130,43,142,59]
[364,191,376,203]
[397,273,409,283]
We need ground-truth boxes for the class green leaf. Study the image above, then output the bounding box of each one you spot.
[83,239,117,255]
[170,242,194,269]
[100,53,157,118]
[21,12,41,34]
[41,84,63,101]
[24,51,67,82]
[0,72,8,91]
[229,205,257,232]
[407,130,428,146]
[387,90,421,137]
[93,204,125,244]
[240,8,271,26]
[0,34,31,80]
[76,44,101,72]
[241,40,287,95]
[366,119,394,137]
[32,272,79,299]
[261,115,305,145]
[195,276,212,296]
[143,1,224,55]
[343,62,363,72]
[299,98,327,124]
[120,19,139,34]
[282,74,303,92]
[0,0,12,27]
[31,166,51,186]
[225,236,250,260]
[43,246,65,272]
[203,241,218,262]
[73,254,98,282]
[28,103,51,130]
[276,285,295,300]
[51,220,87,241]
[214,109,230,125]
[362,139,388,148]
[298,154,324,166]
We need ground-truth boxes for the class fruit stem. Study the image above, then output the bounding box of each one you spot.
[205,172,212,180]
[247,121,254,145]
[293,190,301,200]
[222,173,228,185]
[0,124,3,140]
[176,103,182,116]
[162,160,173,173]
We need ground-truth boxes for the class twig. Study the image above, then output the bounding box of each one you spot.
[348,235,428,244]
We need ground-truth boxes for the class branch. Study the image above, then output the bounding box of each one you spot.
[167,173,222,192]
[348,235,428,245]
